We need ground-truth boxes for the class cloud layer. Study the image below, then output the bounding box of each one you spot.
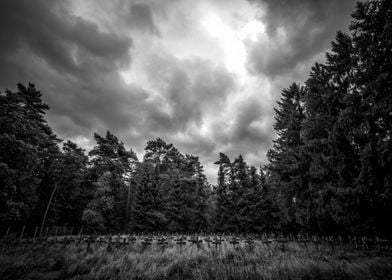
[0,0,356,183]
[246,0,357,78]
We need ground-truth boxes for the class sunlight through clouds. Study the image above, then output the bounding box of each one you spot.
[201,6,266,80]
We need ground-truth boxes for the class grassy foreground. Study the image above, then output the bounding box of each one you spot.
[0,241,391,280]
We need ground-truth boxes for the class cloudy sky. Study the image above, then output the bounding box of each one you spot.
[0,0,357,183]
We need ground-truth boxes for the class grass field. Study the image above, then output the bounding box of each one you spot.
[1,236,391,280]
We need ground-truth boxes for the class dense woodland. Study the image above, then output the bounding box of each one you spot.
[0,0,391,238]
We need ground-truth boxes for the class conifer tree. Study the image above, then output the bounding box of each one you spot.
[0,83,61,227]
[267,83,306,233]
[51,141,90,227]
[83,131,137,232]
[348,0,392,236]
[214,153,232,231]
[133,162,167,231]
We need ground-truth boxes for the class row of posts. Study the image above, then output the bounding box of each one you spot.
[2,226,390,252]
[3,225,78,240]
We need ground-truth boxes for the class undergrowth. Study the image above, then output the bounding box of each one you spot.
[0,242,391,280]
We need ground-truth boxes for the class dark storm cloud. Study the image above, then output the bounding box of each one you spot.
[209,98,274,164]
[143,54,236,132]
[129,3,160,36]
[230,101,272,145]
[246,0,357,77]
[0,0,131,74]
[89,0,173,37]
[0,0,142,140]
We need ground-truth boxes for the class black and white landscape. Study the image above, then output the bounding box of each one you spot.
[0,0,391,279]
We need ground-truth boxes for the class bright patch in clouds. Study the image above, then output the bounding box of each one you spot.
[240,20,266,42]
[203,13,246,76]
[202,8,266,79]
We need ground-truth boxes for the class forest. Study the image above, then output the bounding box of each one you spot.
[0,0,391,240]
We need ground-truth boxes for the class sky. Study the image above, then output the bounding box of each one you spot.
[0,0,357,183]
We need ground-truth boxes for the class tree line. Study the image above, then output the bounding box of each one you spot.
[0,90,266,234]
[0,0,391,237]
[266,0,391,237]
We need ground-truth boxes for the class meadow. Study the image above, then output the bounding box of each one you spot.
[1,234,391,280]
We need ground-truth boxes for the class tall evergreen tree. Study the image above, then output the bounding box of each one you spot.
[348,0,392,236]
[241,165,264,232]
[0,83,61,228]
[185,155,211,232]
[266,0,392,237]
[267,83,306,233]
[214,152,232,232]
[133,162,167,231]
[83,131,137,232]
[229,155,248,232]
[134,139,210,232]
[51,141,90,227]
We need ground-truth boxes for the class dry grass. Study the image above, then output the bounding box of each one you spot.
[0,240,391,280]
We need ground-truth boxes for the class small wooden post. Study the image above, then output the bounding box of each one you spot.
[4,226,10,239]
[361,237,367,251]
[157,237,168,252]
[86,236,92,252]
[204,236,212,248]
[39,183,58,237]
[78,226,83,243]
[19,225,26,243]
[330,236,335,253]
[376,237,381,251]
[338,235,343,249]
[175,236,186,251]
[33,226,38,238]
[276,235,287,252]
[129,235,136,244]
[313,236,319,252]
[229,237,240,250]
[245,238,254,251]
[211,236,222,250]
[107,236,112,252]
[123,236,128,247]
[74,226,83,246]
[63,235,68,247]
[33,226,38,243]
[78,226,83,236]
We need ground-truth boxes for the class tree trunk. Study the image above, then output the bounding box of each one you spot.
[39,183,58,236]
[125,183,131,230]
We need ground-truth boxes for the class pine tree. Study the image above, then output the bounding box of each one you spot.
[133,162,167,231]
[241,166,264,232]
[0,83,61,228]
[267,83,306,233]
[259,167,279,232]
[214,153,232,232]
[182,155,210,232]
[348,0,392,236]
[51,141,90,227]
[82,172,115,233]
[136,139,210,232]
[83,131,137,232]
[229,155,248,232]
